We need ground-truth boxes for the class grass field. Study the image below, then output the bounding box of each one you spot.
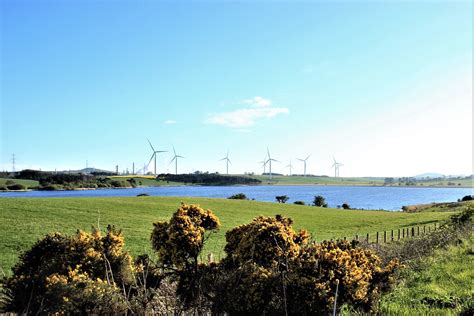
[0,196,458,276]
[251,175,386,186]
[0,178,39,187]
[378,238,474,314]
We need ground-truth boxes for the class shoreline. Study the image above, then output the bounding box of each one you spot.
[0,182,472,193]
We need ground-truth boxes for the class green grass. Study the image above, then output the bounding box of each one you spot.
[0,196,457,276]
[0,178,39,188]
[378,239,474,315]
[250,175,386,186]
[249,175,473,187]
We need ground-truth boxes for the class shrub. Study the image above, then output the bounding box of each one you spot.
[7,183,26,190]
[313,195,328,207]
[294,200,305,205]
[461,195,473,202]
[0,185,8,191]
[137,193,150,197]
[5,179,15,185]
[228,193,248,200]
[286,240,400,313]
[207,215,399,314]
[1,226,134,314]
[275,195,289,203]
[39,184,62,191]
[151,203,220,308]
[342,202,351,209]
[110,180,128,188]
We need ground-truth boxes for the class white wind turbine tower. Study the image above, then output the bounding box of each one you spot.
[331,157,344,177]
[286,159,293,176]
[266,148,279,179]
[259,155,268,175]
[147,139,167,176]
[220,150,231,175]
[297,154,311,177]
[170,146,184,175]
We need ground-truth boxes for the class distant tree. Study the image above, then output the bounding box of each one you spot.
[342,203,351,210]
[313,195,328,207]
[293,201,305,205]
[275,195,289,203]
[126,178,137,188]
[461,195,473,202]
[228,193,248,200]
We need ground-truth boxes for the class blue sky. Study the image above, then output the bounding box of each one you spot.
[1,1,472,176]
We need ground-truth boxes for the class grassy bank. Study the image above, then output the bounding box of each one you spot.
[0,178,39,187]
[0,196,457,276]
[379,238,473,314]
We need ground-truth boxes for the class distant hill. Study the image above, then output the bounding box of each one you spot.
[413,173,445,179]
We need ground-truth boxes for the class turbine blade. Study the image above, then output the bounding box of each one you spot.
[147,139,156,152]
[156,150,168,153]
[173,145,177,156]
[306,154,311,160]
[169,157,176,165]
[148,153,155,166]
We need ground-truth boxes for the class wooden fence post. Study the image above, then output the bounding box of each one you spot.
[384,231,386,243]
[411,227,415,237]
[355,234,359,241]
[366,233,369,243]
[398,229,400,240]
[434,223,437,231]
[423,225,426,234]
[376,232,379,244]
[417,226,420,236]
[391,230,394,241]
[402,229,405,238]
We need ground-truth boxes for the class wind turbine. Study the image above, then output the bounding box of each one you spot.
[220,150,231,175]
[266,148,279,179]
[147,139,167,176]
[259,155,268,175]
[286,159,293,176]
[170,146,184,175]
[331,157,344,177]
[297,154,311,177]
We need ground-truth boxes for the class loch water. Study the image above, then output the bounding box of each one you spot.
[1,185,472,211]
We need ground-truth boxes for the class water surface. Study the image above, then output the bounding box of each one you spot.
[1,185,472,211]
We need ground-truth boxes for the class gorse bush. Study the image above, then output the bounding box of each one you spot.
[2,203,402,314]
[151,203,220,269]
[2,226,133,314]
[204,216,400,314]
[150,203,220,310]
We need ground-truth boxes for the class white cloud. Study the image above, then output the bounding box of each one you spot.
[207,97,289,128]
[164,120,177,124]
[242,96,272,107]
